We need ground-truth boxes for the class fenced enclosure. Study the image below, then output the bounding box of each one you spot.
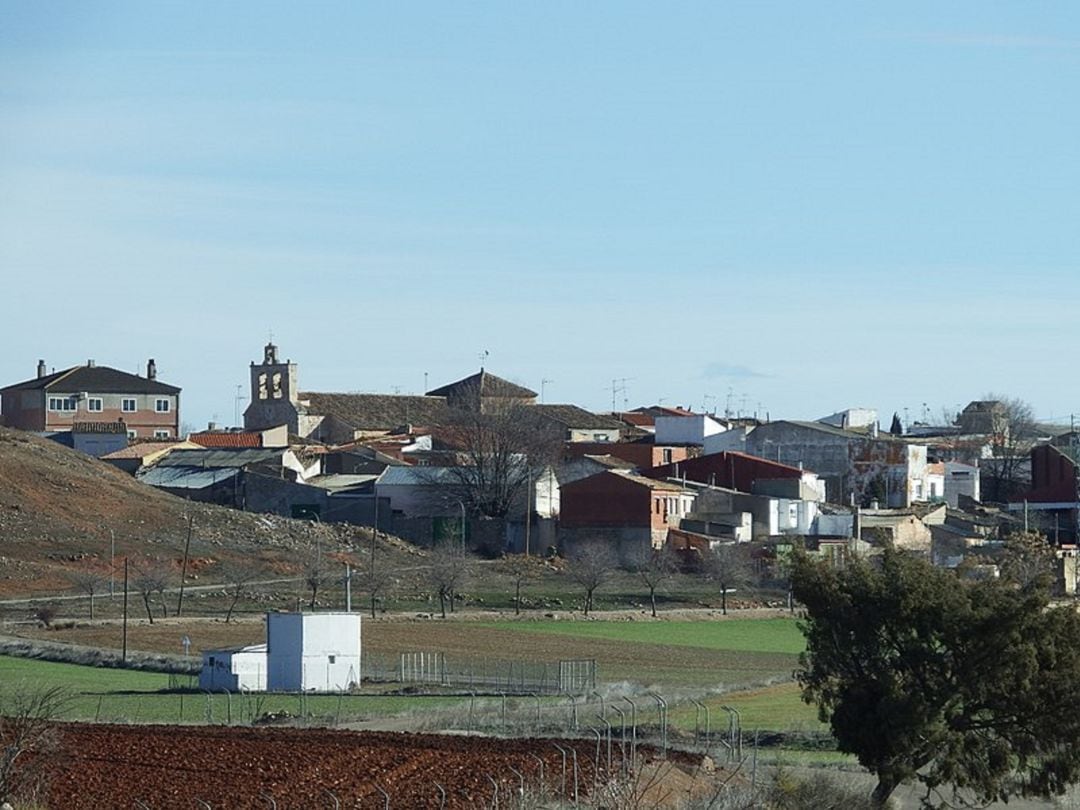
[367,651,597,695]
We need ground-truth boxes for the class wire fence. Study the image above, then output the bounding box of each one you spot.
[365,651,597,695]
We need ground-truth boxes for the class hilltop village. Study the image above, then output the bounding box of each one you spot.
[2,342,1074,589]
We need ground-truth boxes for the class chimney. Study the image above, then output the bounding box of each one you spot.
[36,359,46,379]
[147,359,157,380]
[87,359,95,368]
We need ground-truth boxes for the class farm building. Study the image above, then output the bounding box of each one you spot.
[199,644,268,691]
[199,612,361,693]
[267,612,361,692]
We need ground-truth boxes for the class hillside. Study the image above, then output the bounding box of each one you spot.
[0,427,419,598]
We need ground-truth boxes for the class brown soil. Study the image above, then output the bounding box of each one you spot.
[0,427,420,598]
[36,723,710,809]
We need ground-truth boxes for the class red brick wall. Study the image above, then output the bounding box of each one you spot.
[643,451,802,493]
[564,442,690,469]
[1029,444,1078,503]
[560,473,652,529]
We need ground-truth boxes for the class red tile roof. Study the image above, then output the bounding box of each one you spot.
[188,432,263,448]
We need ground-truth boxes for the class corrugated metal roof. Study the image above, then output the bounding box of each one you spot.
[138,466,240,489]
[155,448,286,468]
[307,474,378,492]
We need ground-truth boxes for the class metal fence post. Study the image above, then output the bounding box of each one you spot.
[621,696,637,771]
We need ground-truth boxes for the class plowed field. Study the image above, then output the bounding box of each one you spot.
[40,723,701,809]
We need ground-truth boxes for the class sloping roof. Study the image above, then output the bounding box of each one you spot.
[188,431,263,448]
[101,440,201,461]
[582,454,637,469]
[137,466,240,489]
[377,466,458,486]
[306,474,378,493]
[425,370,537,399]
[776,420,901,441]
[608,469,688,492]
[302,392,449,431]
[533,404,624,430]
[154,448,286,468]
[1,364,180,395]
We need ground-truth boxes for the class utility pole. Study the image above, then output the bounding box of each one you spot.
[234,385,243,427]
[122,558,129,663]
[109,529,115,599]
[176,513,194,617]
[525,465,532,556]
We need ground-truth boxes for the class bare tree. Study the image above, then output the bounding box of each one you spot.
[302,559,334,610]
[705,543,752,615]
[218,561,263,623]
[358,565,394,619]
[567,543,616,616]
[433,383,564,519]
[132,561,170,624]
[625,544,677,618]
[427,543,471,619]
[69,569,107,621]
[0,683,70,806]
[978,395,1038,503]
[504,554,538,615]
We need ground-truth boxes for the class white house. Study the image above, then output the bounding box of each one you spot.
[198,644,268,691]
[266,612,361,693]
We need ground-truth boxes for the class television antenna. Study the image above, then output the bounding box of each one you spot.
[611,378,633,411]
[541,378,554,403]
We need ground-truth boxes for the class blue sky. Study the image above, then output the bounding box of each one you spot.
[2,3,1079,430]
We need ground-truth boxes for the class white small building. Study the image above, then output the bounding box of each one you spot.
[198,612,362,693]
[266,612,361,693]
[199,643,268,691]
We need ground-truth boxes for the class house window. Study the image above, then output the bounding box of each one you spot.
[154,429,170,439]
[328,655,336,664]
[48,396,77,412]
[592,433,609,442]
[127,430,137,439]
[87,398,103,412]
[155,398,170,413]
[122,398,137,412]
[662,448,673,464]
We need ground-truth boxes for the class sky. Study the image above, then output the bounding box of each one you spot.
[3,2,1079,431]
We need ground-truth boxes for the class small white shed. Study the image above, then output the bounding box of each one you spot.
[198,643,268,691]
[266,612,361,693]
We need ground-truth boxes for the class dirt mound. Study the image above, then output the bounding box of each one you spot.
[30,723,708,809]
[0,427,413,597]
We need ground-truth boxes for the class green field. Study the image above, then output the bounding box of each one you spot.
[0,616,816,733]
[497,617,806,655]
[0,655,466,725]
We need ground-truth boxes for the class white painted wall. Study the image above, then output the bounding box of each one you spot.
[945,462,980,507]
[199,645,268,691]
[267,613,361,693]
[703,426,752,455]
[655,415,725,446]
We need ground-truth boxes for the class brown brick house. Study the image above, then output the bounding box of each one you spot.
[0,359,181,440]
[559,469,696,550]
